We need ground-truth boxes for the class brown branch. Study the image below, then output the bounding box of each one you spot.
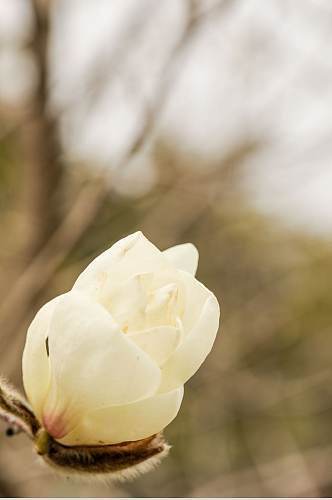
[0,378,38,437]
[20,0,63,260]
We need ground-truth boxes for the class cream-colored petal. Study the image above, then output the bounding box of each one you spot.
[22,296,60,420]
[163,243,199,275]
[73,232,172,299]
[145,283,179,327]
[44,291,161,429]
[59,386,184,446]
[128,326,180,366]
[100,272,150,333]
[159,293,220,393]
[180,270,214,333]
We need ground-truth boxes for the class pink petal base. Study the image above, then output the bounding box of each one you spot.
[42,413,68,439]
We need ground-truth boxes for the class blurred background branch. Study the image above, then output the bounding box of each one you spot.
[21,0,63,260]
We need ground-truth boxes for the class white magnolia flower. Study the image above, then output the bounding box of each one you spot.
[22,232,220,446]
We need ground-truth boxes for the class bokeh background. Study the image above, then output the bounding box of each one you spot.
[0,0,332,497]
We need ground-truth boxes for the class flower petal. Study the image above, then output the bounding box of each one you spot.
[44,291,161,428]
[128,326,180,366]
[180,270,214,333]
[22,296,60,419]
[163,243,199,275]
[59,386,184,446]
[159,292,220,393]
[73,232,171,298]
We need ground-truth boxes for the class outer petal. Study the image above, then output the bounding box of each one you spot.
[180,270,215,333]
[159,292,220,393]
[22,296,59,419]
[128,326,180,366]
[43,291,161,436]
[59,386,184,446]
[73,232,172,299]
[163,243,199,275]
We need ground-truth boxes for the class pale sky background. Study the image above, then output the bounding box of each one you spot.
[0,0,331,236]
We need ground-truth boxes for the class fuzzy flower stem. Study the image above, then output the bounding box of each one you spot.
[0,378,39,438]
[0,377,169,479]
[35,428,51,455]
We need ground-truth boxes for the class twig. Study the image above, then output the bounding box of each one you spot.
[0,378,39,437]
[20,0,63,260]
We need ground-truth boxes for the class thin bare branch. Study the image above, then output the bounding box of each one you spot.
[21,0,63,260]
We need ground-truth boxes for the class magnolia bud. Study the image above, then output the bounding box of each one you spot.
[1,232,220,478]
